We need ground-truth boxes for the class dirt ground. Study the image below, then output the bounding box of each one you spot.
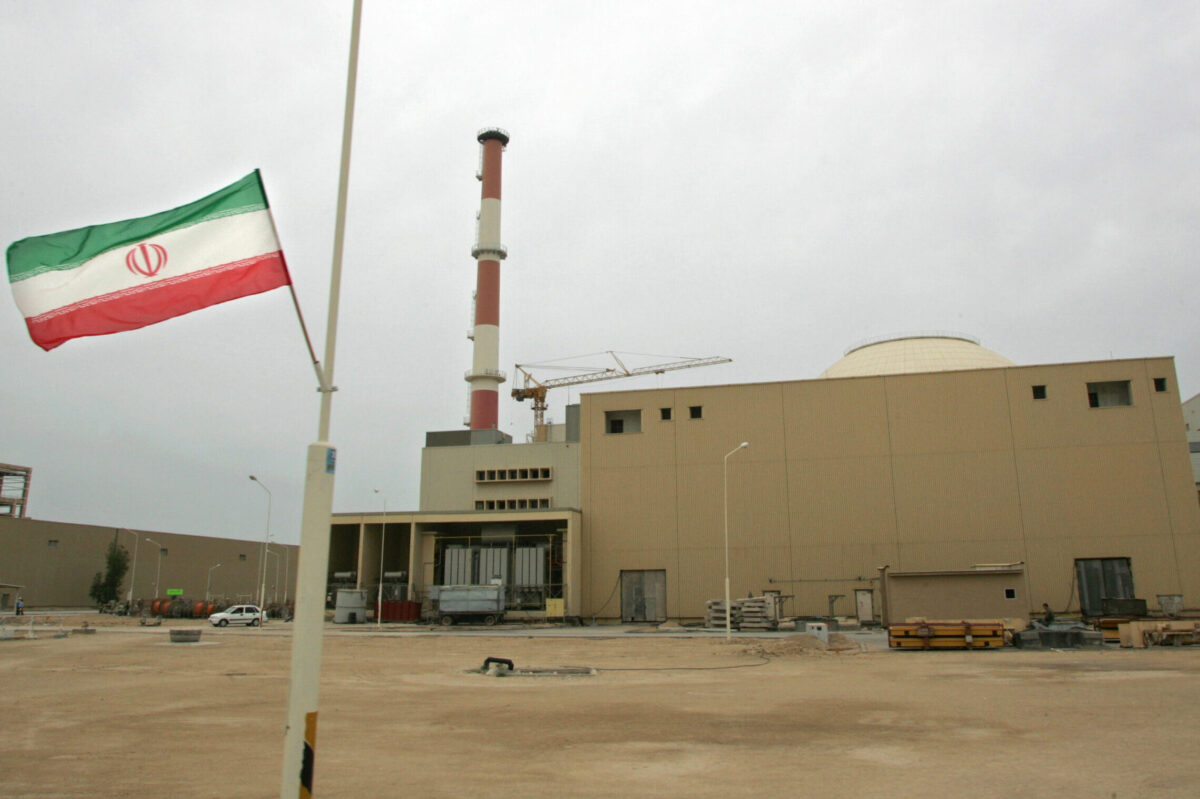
[2,615,1199,798]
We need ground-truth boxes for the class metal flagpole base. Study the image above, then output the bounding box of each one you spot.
[280,442,337,798]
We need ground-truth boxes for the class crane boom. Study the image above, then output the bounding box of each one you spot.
[512,352,732,440]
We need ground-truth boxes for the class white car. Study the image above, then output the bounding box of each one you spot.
[208,604,265,627]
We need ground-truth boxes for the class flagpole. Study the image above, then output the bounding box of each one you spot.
[280,1,362,797]
[256,172,328,394]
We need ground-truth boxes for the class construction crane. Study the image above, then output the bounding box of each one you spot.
[512,351,732,441]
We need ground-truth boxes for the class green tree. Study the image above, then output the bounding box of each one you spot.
[88,540,130,605]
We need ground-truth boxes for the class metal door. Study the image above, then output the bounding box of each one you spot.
[1075,557,1133,617]
[620,570,666,622]
[855,589,875,624]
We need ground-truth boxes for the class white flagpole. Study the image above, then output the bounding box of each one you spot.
[280,1,362,796]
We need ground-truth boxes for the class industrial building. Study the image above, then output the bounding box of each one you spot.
[5,130,1198,627]
[0,515,297,610]
[323,132,1200,626]
[325,336,1200,624]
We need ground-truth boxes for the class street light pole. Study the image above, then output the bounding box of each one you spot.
[206,563,222,602]
[125,529,139,604]
[374,488,386,627]
[266,549,281,604]
[281,546,290,608]
[145,537,163,599]
[249,475,273,613]
[723,442,749,641]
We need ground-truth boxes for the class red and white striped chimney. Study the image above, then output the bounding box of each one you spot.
[466,128,509,430]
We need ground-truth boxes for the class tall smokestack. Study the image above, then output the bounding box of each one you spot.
[466,127,509,430]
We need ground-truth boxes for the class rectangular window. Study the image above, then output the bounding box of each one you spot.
[475,500,485,510]
[239,554,247,562]
[1032,385,1047,400]
[1154,377,1167,392]
[47,539,58,547]
[605,409,642,434]
[1087,380,1131,408]
[475,470,485,482]
[538,498,550,508]
[1004,588,1016,599]
[660,407,672,421]
[160,548,168,556]
[540,468,551,479]
[689,405,702,419]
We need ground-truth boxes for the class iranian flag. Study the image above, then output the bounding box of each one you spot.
[6,170,290,351]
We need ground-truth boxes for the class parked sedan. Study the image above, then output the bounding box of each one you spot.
[208,604,264,627]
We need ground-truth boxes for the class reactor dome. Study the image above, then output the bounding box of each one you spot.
[820,333,1014,378]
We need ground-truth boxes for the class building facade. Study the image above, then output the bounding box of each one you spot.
[0,517,297,609]
[577,356,1199,621]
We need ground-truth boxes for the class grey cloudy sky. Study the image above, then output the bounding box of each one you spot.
[3,2,1198,545]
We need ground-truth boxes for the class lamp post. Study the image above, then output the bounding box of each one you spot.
[723,442,749,641]
[249,475,272,613]
[206,563,222,602]
[124,529,139,604]
[265,549,281,604]
[145,537,164,599]
[374,488,386,626]
[281,545,290,607]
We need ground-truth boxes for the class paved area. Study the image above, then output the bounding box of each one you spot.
[2,615,1197,798]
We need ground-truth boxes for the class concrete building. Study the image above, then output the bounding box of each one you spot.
[576,342,1199,622]
[1182,392,1200,495]
[0,516,297,610]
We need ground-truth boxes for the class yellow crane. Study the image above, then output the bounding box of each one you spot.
[512,351,733,441]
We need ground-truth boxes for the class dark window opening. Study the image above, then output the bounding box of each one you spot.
[47,539,58,547]
[1032,385,1046,400]
[1154,377,1167,392]
[475,500,485,510]
[239,554,247,562]
[689,405,702,419]
[1004,588,1016,599]
[605,409,642,434]
[476,470,485,481]
[660,407,672,421]
[1086,380,1131,408]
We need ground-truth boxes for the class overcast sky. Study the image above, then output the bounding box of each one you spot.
[3,2,1198,545]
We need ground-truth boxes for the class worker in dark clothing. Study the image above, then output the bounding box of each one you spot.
[1041,603,1055,625]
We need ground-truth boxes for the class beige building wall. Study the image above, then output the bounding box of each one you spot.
[579,358,1200,621]
[419,441,580,511]
[879,568,1027,624]
[0,517,297,608]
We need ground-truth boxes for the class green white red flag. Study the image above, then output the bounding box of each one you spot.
[6,170,290,351]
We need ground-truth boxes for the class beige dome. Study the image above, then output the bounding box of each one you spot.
[821,334,1014,378]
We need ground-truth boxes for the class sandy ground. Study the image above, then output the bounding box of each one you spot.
[2,615,1199,798]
